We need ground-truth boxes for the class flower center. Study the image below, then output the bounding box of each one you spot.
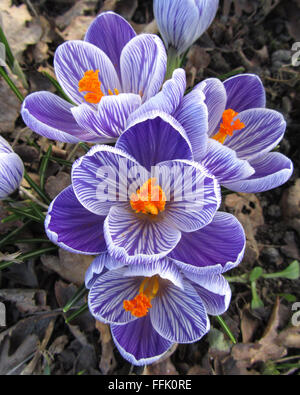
[78,70,119,104]
[123,276,159,318]
[130,178,166,216]
[212,109,245,144]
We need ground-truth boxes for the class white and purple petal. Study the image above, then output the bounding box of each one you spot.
[54,40,121,105]
[224,73,266,112]
[71,93,141,142]
[201,139,255,184]
[72,145,145,216]
[168,212,246,274]
[159,160,221,232]
[174,87,208,161]
[184,271,231,315]
[128,68,186,122]
[116,112,193,171]
[88,267,141,325]
[195,78,226,137]
[225,108,286,161]
[104,205,182,265]
[150,279,210,343]
[120,34,167,102]
[45,185,106,255]
[84,11,136,79]
[85,252,110,289]
[0,152,24,200]
[111,316,173,366]
[224,152,293,193]
[21,92,87,143]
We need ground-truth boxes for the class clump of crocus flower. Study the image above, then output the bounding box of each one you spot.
[17,0,293,368]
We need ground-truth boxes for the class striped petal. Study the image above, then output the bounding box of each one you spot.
[104,205,182,265]
[159,160,221,232]
[21,92,90,143]
[168,212,246,275]
[195,78,226,137]
[184,271,231,315]
[174,87,208,161]
[116,112,193,171]
[88,267,140,324]
[120,34,167,102]
[72,145,145,216]
[85,252,109,289]
[201,139,255,184]
[224,152,293,193]
[0,152,24,200]
[45,186,106,255]
[225,108,286,161]
[224,73,266,112]
[85,11,136,79]
[150,279,210,343]
[71,93,141,142]
[54,40,121,105]
[127,68,186,122]
[111,316,173,366]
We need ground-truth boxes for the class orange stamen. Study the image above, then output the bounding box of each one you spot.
[78,70,119,104]
[213,109,245,144]
[123,276,159,318]
[130,178,166,216]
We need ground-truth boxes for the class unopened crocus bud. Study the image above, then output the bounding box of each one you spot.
[154,0,219,55]
[0,136,24,199]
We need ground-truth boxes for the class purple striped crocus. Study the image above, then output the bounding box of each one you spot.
[132,70,293,193]
[154,0,219,56]
[85,213,245,366]
[0,136,24,200]
[21,12,167,144]
[45,111,221,264]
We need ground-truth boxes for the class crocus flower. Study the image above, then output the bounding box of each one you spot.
[195,74,293,193]
[0,136,24,200]
[21,12,167,144]
[133,71,293,193]
[153,0,219,55]
[45,111,221,264]
[85,213,245,366]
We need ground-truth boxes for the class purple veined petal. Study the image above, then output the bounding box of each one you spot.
[21,92,87,143]
[150,278,210,343]
[84,11,136,80]
[184,271,231,316]
[45,185,106,255]
[195,78,226,136]
[85,252,109,289]
[104,205,182,265]
[0,136,14,154]
[153,0,219,55]
[168,212,246,275]
[157,160,221,232]
[120,34,167,103]
[116,111,193,171]
[111,316,173,366]
[223,152,293,193]
[201,139,255,184]
[224,73,266,112]
[0,153,24,200]
[127,68,186,123]
[174,87,208,161]
[54,40,121,105]
[71,94,142,142]
[224,108,286,161]
[72,145,147,216]
[88,266,141,325]
[123,259,184,290]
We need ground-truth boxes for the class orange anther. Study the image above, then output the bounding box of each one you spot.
[213,109,245,144]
